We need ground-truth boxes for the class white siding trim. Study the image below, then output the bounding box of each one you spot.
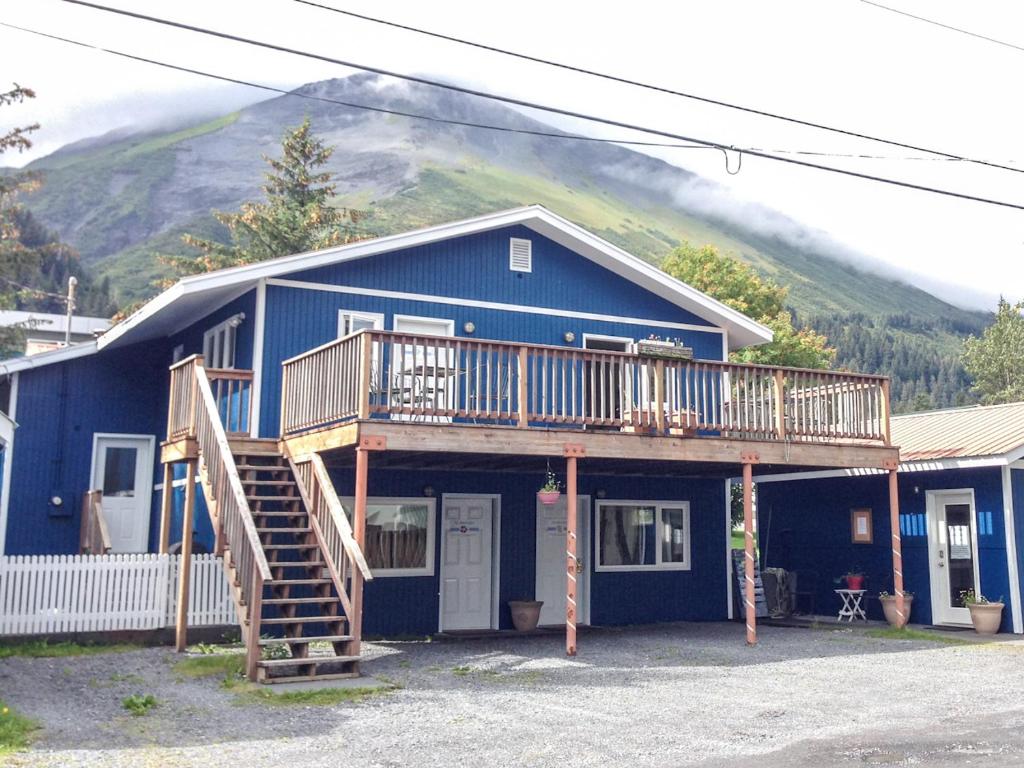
[1002,466,1023,633]
[725,478,734,620]
[250,278,267,437]
[266,277,726,338]
[755,455,1020,483]
[0,372,18,555]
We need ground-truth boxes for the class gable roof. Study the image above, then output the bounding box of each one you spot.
[891,401,1024,464]
[97,205,772,353]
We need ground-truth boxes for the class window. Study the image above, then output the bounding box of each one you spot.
[338,310,384,337]
[509,237,532,272]
[595,500,690,571]
[203,314,244,369]
[342,497,436,577]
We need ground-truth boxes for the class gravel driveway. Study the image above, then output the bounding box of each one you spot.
[4,622,1024,767]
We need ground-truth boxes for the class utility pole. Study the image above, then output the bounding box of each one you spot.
[64,276,77,346]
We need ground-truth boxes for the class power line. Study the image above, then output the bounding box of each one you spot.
[52,2,1024,211]
[294,0,1024,178]
[861,1,1024,54]
[5,21,1001,167]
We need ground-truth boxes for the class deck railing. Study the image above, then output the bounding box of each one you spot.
[168,356,253,439]
[79,490,112,555]
[280,330,891,445]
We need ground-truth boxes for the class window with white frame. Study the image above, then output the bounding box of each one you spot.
[595,500,690,571]
[342,497,436,577]
[202,314,244,369]
[338,309,384,337]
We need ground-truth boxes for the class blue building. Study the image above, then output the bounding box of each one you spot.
[757,402,1024,634]
[0,205,900,681]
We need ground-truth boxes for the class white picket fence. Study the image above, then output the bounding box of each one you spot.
[0,553,238,636]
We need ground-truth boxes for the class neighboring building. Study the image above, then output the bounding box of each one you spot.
[0,310,112,356]
[757,402,1024,635]
[0,205,899,681]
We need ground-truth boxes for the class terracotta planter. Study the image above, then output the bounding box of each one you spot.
[845,575,865,591]
[509,600,544,632]
[537,490,561,505]
[880,595,913,628]
[967,602,1004,635]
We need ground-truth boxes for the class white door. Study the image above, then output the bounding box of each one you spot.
[536,495,590,626]
[927,490,981,626]
[392,315,455,419]
[440,496,493,631]
[91,435,154,553]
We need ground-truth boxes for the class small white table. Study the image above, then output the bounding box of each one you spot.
[835,589,867,622]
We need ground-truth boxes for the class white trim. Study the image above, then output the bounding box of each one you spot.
[1002,466,1023,633]
[337,309,384,337]
[0,372,18,555]
[721,330,729,362]
[437,493,501,632]
[250,279,267,437]
[755,455,1021,484]
[392,314,456,336]
[340,496,437,578]
[97,206,770,353]
[926,488,981,628]
[0,340,97,376]
[1013,461,1024,471]
[269,277,725,337]
[89,433,157,554]
[582,333,633,350]
[594,499,692,572]
[725,479,734,620]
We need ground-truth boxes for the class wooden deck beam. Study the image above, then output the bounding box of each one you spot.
[161,437,197,463]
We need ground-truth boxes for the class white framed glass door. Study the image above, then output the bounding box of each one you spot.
[927,490,981,626]
[90,434,155,553]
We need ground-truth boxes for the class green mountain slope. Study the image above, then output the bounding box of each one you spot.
[15,74,989,410]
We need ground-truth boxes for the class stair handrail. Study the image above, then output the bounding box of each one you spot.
[310,454,373,582]
[192,359,273,591]
[79,489,112,555]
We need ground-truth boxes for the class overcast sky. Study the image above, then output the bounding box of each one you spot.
[2,0,1022,309]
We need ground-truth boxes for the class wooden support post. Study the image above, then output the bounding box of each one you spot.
[357,332,373,420]
[888,465,906,625]
[158,462,174,555]
[742,457,757,645]
[350,445,369,654]
[654,359,666,434]
[245,567,264,682]
[565,453,578,656]
[773,370,786,439]
[517,346,529,428]
[175,459,196,652]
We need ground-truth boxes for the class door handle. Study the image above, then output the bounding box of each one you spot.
[575,557,584,574]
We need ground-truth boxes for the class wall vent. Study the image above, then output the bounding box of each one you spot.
[509,237,533,272]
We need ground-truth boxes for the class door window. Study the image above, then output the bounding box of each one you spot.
[102,447,137,497]
[944,503,976,608]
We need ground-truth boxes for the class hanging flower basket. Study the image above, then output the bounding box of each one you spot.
[537,490,561,505]
[538,466,561,505]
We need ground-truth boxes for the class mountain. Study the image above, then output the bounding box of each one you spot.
[15,74,990,410]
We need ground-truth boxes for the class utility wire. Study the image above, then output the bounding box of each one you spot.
[294,0,1024,177]
[861,1,1024,54]
[58,0,1024,211]
[4,21,1000,165]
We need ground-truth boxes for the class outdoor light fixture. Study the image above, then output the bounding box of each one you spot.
[50,495,63,507]
[422,485,436,498]
[564,331,576,343]
[596,489,607,499]
[226,312,246,328]
[463,322,475,334]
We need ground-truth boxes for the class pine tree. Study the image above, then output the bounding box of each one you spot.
[162,118,363,278]
[962,298,1024,404]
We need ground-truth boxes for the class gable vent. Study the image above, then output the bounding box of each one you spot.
[509,237,533,272]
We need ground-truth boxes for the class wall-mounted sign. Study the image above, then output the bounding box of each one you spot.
[851,508,873,544]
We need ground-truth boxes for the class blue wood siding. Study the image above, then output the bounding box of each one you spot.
[167,290,256,370]
[326,466,727,637]
[288,225,713,326]
[1013,468,1024,622]
[757,468,1014,632]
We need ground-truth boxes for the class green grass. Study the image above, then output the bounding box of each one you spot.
[0,639,140,659]
[730,532,744,551]
[121,693,158,717]
[865,627,970,645]
[242,685,392,707]
[173,652,245,679]
[0,699,38,754]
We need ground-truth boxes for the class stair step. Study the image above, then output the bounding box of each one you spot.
[247,495,300,502]
[257,655,358,669]
[263,596,340,606]
[258,634,351,645]
[243,479,297,486]
[267,560,325,569]
[252,511,308,518]
[236,463,287,472]
[260,615,346,625]
[266,578,331,586]
[264,543,317,550]
[256,527,312,534]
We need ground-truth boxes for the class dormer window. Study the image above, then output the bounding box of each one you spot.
[509,238,532,273]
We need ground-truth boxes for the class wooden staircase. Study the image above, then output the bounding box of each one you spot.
[231,440,360,683]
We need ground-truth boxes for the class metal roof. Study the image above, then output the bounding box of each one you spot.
[0,310,111,336]
[892,401,1024,462]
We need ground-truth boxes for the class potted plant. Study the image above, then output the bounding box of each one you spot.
[844,570,865,591]
[962,590,1004,635]
[878,591,914,628]
[508,599,544,631]
[537,470,561,505]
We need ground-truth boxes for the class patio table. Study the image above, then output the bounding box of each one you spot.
[834,589,867,622]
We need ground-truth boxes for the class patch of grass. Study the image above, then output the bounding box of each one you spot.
[121,694,158,717]
[244,685,391,707]
[865,627,969,645]
[0,699,38,754]
[0,639,140,659]
[173,652,245,679]
[451,665,472,676]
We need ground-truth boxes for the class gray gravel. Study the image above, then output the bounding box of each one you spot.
[4,622,1024,767]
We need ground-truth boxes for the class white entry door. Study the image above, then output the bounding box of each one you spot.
[392,315,455,420]
[535,495,590,626]
[927,490,981,626]
[91,435,154,553]
[440,496,493,631]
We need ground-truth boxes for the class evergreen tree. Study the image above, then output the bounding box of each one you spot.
[661,242,834,369]
[162,118,363,278]
[962,298,1024,404]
